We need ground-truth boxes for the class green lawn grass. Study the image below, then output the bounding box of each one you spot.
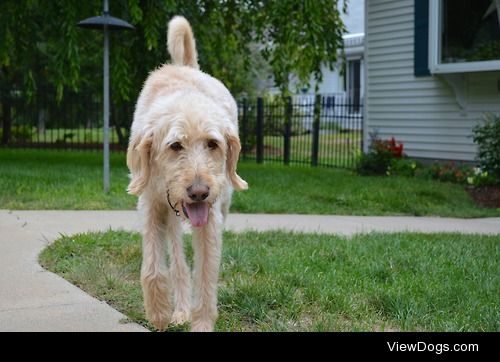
[0,148,498,217]
[232,163,500,217]
[0,148,136,209]
[39,229,500,332]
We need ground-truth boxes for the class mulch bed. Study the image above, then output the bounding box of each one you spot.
[466,186,500,209]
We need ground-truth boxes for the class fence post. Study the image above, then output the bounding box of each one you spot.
[284,96,292,165]
[311,94,321,166]
[360,102,365,162]
[256,97,264,164]
[241,98,248,160]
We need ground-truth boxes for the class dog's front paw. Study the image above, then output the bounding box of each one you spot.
[146,310,171,331]
[191,319,214,332]
[171,309,191,326]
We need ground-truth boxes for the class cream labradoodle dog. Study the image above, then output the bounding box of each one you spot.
[127,16,247,332]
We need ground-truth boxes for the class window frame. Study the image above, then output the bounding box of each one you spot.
[428,0,500,74]
[346,57,362,111]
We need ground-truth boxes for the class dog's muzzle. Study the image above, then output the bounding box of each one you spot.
[167,189,210,227]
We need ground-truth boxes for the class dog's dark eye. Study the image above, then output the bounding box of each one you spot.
[170,142,183,152]
[207,140,218,150]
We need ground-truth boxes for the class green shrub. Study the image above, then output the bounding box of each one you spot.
[11,125,34,142]
[356,133,404,176]
[414,161,497,187]
[0,126,35,143]
[356,148,392,176]
[420,161,474,184]
[472,113,500,185]
[387,158,422,177]
[466,167,498,188]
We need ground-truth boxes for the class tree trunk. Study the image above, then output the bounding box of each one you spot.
[38,108,46,135]
[2,99,11,145]
[113,103,131,149]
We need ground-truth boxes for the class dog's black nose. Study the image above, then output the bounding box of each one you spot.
[187,184,209,202]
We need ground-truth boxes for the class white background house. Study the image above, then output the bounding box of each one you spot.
[364,0,500,161]
[266,0,365,103]
[312,0,365,103]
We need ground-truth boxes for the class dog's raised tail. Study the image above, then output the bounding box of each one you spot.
[167,16,199,69]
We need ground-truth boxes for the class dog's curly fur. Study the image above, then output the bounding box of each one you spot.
[127,16,247,332]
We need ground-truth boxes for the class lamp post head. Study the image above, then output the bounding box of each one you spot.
[77,14,134,31]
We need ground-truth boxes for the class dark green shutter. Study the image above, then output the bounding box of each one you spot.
[414,0,430,76]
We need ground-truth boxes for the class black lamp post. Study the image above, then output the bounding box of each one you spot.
[77,0,134,193]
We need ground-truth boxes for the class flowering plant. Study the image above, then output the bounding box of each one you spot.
[467,167,497,187]
[372,137,404,158]
[357,134,406,176]
[472,113,500,185]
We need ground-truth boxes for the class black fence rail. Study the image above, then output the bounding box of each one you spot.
[1,88,132,151]
[238,94,363,168]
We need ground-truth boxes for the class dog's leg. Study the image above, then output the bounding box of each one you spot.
[191,208,224,332]
[139,197,172,331]
[220,186,233,223]
[167,216,192,325]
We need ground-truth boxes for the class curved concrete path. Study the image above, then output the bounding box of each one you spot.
[1,210,499,332]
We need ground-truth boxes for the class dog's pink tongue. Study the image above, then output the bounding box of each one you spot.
[184,202,209,227]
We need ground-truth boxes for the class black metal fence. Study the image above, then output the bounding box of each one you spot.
[0,88,132,151]
[239,94,363,168]
[1,90,363,168]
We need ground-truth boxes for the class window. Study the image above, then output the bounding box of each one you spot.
[429,0,500,73]
[347,59,361,112]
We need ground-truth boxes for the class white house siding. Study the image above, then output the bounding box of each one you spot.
[365,0,500,161]
[313,63,344,94]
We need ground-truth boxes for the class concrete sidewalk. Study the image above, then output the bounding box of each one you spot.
[1,210,499,332]
[0,210,147,332]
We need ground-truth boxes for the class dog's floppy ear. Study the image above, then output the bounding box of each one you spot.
[225,127,248,191]
[127,129,154,195]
